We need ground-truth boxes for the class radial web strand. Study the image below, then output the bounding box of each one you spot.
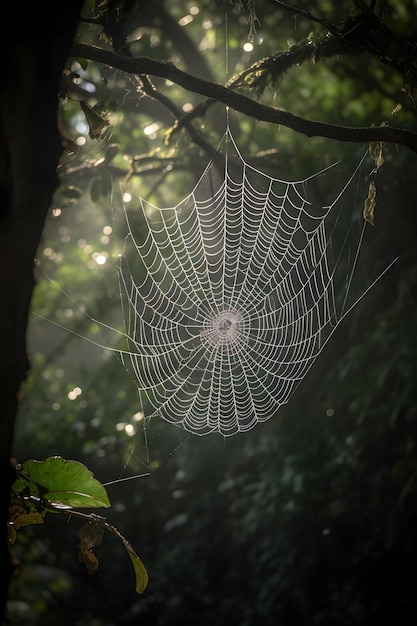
[115,129,380,437]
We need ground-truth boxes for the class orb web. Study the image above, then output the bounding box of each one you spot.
[116,129,374,437]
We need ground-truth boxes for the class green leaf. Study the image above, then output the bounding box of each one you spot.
[17,457,110,509]
[105,521,149,593]
[74,56,89,71]
[122,538,149,594]
[80,100,110,139]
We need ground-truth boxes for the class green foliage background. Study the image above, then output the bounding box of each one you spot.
[9,1,417,624]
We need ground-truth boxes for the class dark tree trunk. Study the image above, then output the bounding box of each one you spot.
[0,5,84,621]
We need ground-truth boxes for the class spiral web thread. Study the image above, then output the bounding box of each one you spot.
[117,129,371,437]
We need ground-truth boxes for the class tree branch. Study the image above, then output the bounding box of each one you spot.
[267,0,417,85]
[136,75,216,157]
[71,43,417,154]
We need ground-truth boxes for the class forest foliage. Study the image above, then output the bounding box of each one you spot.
[7,1,417,624]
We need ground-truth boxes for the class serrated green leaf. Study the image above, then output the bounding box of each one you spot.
[19,457,110,509]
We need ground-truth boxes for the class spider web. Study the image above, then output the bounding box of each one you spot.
[114,128,386,437]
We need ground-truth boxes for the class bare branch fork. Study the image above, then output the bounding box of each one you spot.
[72,43,417,154]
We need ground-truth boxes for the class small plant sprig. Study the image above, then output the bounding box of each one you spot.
[8,456,149,594]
